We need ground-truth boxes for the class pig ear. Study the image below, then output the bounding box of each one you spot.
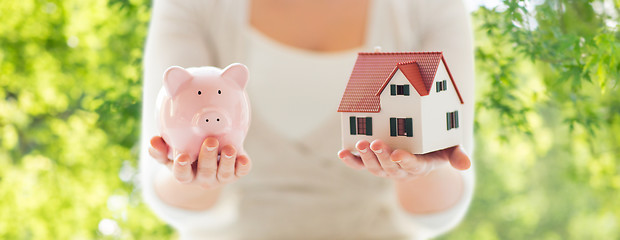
[163,66,193,95]
[221,63,249,89]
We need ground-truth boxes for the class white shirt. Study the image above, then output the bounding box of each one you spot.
[246,27,360,140]
[139,0,476,239]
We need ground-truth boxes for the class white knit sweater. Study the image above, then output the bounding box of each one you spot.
[139,0,476,239]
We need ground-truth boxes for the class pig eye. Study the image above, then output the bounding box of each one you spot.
[217,90,222,94]
[197,91,202,95]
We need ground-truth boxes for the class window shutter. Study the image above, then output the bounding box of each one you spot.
[390,84,396,96]
[366,117,373,136]
[405,118,413,137]
[455,111,459,128]
[403,85,410,96]
[350,116,357,135]
[446,112,451,130]
[443,80,448,91]
[390,118,397,136]
[436,82,440,92]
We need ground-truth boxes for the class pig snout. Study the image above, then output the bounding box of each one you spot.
[192,109,231,134]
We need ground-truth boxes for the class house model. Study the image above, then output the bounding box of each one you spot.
[337,51,464,154]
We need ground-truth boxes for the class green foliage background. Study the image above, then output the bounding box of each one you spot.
[0,0,618,239]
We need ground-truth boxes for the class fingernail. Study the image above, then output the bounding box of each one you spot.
[223,152,234,159]
[358,147,367,153]
[392,158,401,163]
[205,138,218,151]
[178,159,188,166]
[373,148,383,154]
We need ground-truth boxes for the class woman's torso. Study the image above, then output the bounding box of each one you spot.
[180,0,428,238]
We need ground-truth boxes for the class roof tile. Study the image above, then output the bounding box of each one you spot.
[338,51,463,113]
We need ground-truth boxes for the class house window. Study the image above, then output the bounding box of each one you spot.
[397,118,406,136]
[446,111,459,130]
[349,116,373,136]
[390,84,410,96]
[390,117,413,137]
[436,80,448,92]
[357,118,367,135]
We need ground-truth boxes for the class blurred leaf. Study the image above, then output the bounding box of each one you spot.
[0,0,171,238]
[442,1,620,239]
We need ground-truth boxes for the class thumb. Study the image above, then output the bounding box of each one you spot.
[448,146,471,170]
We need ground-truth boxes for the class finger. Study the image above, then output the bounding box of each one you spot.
[172,153,194,183]
[149,137,170,164]
[338,149,365,170]
[217,145,237,184]
[235,155,252,177]
[369,140,400,176]
[196,137,219,189]
[150,136,169,155]
[356,140,386,177]
[391,149,431,175]
[448,146,471,170]
[148,147,167,164]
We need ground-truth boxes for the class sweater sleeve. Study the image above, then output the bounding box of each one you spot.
[394,0,476,238]
[138,0,237,232]
[394,169,474,239]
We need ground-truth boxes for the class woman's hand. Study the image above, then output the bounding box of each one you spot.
[338,139,470,181]
[149,136,252,189]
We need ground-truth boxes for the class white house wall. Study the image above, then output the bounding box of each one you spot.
[378,71,424,153]
[419,60,463,153]
[340,112,381,152]
[340,70,423,154]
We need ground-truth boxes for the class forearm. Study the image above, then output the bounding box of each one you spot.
[394,164,464,214]
[154,167,222,211]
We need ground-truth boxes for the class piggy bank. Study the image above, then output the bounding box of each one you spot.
[155,63,251,161]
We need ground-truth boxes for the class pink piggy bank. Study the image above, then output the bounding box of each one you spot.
[156,63,251,161]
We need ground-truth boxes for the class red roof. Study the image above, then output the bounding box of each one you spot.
[337,51,464,113]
